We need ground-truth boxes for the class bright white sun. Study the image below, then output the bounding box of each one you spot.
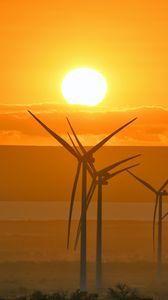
[61,67,107,106]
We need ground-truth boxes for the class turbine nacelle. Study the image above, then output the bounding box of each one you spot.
[100,173,111,181]
[96,177,109,185]
[160,189,168,196]
[102,180,109,185]
[83,154,95,163]
[95,172,110,182]
[103,173,111,180]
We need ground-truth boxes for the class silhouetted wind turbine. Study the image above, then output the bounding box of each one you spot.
[66,118,137,292]
[73,159,140,289]
[66,122,140,289]
[66,117,137,246]
[28,110,136,291]
[127,170,168,279]
[66,117,138,290]
[73,158,141,249]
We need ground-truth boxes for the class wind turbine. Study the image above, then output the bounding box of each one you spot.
[28,110,137,291]
[66,117,137,245]
[73,158,141,251]
[127,170,168,279]
[66,121,140,289]
[65,117,137,292]
[73,159,140,289]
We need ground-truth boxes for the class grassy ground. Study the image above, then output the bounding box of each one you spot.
[0,220,168,299]
[0,261,167,299]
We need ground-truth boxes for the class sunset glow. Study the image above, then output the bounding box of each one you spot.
[61,68,107,106]
[0,1,168,296]
[0,0,168,146]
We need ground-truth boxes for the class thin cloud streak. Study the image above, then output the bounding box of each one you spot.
[0,103,167,145]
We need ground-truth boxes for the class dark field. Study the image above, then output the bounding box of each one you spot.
[0,220,168,299]
[0,261,168,299]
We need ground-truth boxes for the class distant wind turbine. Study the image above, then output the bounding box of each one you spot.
[28,110,136,291]
[127,170,168,279]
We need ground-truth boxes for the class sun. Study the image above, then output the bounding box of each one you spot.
[61,67,107,106]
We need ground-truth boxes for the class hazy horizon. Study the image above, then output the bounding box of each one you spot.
[0,145,167,205]
[0,201,168,221]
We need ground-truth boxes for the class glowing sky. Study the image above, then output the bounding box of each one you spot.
[1,0,168,108]
[0,0,168,145]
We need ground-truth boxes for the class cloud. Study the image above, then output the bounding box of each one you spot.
[0,103,168,145]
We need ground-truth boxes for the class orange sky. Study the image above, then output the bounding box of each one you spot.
[0,0,168,145]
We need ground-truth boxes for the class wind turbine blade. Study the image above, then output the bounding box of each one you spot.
[159,179,168,192]
[67,117,97,173]
[66,118,86,155]
[86,180,97,210]
[98,154,140,175]
[106,163,140,179]
[28,111,78,159]
[67,161,81,249]
[153,194,159,252]
[162,211,168,220]
[67,131,93,177]
[127,170,157,193]
[74,180,97,250]
[86,164,94,177]
[67,132,81,157]
[87,118,137,156]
